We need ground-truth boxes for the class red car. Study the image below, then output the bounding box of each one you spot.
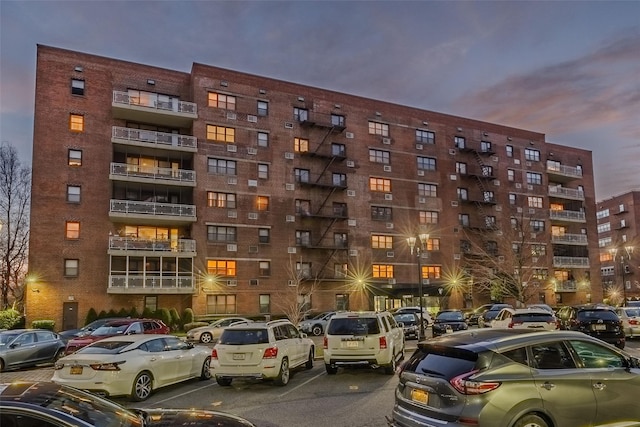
[64,319,169,354]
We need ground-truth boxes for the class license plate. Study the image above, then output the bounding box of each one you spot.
[70,366,83,375]
[592,324,606,331]
[410,388,429,404]
[445,327,453,333]
[232,353,245,360]
[345,341,359,348]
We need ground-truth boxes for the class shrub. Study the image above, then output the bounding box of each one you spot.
[0,309,22,330]
[85,308,98,325]
[98,310,108,319]
[169,308,181,330]
[32,319,55,330]
[117,307,129,318]
[157,308,172,327]
[182,308,195,325]
[106,309,117,317]
[129,306,139,319]
[142,307,154,318]
[184,321,208,332]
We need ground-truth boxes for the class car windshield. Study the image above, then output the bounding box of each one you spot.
[436,311,464,321]
[624,308,640,317]
[0,333,20,345]
[577,310,619,321]
[394,314,417,324]
[327,318,380,335]
[77,340,132,354]
[91,324,131,335]
[219,329,269,345]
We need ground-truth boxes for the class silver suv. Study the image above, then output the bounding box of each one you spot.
[323,311,404,375]
[210,319,314,386]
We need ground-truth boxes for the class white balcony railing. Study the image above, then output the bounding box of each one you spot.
[109,237,196,253]
[110,163,196,184]
[551,234,588,245]
[110,199,196,219]
[553,256,590,268]
[112,126,197,150]
[549,209,586,222]
[554,280,578,292]
[108,274,194,294]
[546,163,583,178]
[548,186,585,200]
[112,91,197,115]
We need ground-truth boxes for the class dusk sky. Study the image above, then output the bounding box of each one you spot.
[1,1,638,200]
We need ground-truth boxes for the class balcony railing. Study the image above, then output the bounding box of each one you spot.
[549,209,586,222]
[108,274,194,294]
[546,163,583,178]
[110,200,196,221]
[548,186,585,200]
[554,280,578,292]
[112,126,197,151]
[553,256,590,268]
[112,91,197,127]
[108,237,196,253]
[551,234,588,245]
[110,163,196,185]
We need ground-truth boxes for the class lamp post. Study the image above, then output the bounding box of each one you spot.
[407,233,429,339]
[610,246,634,304]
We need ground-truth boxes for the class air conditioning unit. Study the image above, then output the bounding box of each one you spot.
[247,115,257,123]
[226,112,237,120]
[386,222,394,229]
[517,207,523,213]
[515,183,522,189]
[349,249,358,257]
[227,280,237,287]
[284,122,294,129]
[514,159,521,165]
[288,279,297,286]
[346,160,355,167]
[227,144,237,152]
[247,147,258,155]
[384,193,393,200]
[383,165,392,172]
[227,210,237,218]
[417,170,425,176]
[248,212,258,220]
[449,149,457,155]
[286,215,295,222]
[493,180,500,186]
[284,152,294,160]
[450,174,457,181]
[388,278,396,285]
[250,279,259,286]
[386,251,394,258]
[285,183,295,191]
[416,144,423,150]
[492,156,499,162]
[346,132,354,139]
[248,179,258,187]
[288,247,297,254]
[526,161,532,167]
[227,244,237,252]
[249,246,258,254]
[418,197,426,204]
[454,254,461,260]
[495,205,502,211]
[527,185,534,190]
[348,219,357,226]
[227,176,237,185]
[382,137,391,145]
[347,190,356,197]
[529,208,536,214]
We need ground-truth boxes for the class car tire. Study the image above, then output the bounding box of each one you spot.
[53,349,64,363]
[216,376,232,386]
[305,348,314,370]
[274,357,290,386]
[325,363,338,375]
[200,356,212,380]
[384,351,397,375]
[513,413,549,427]
[311,325,323,336]
[200,332,213,344]
[131,371,153,401]
[0,358,4,372]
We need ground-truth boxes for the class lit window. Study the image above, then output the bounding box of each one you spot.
[369,177,391,192]
[257,196,269,211]
[71,79,85,96]
[208,93,236,110]
[369,149,390,164]
[65,221,80,239]
[368,121,389,136]
[64,259,79,277]
[373,264,394,278]
[419,211,439,224]
[416,129,435,144]
[207,260,237,277]
[70,114,84,132]
[206,125,235,143]
[67,185,81,203]
[68,149,82,166]
[257,101,268,116]
[427,238,440,251]
[294,138,309,153]
[371,235,393,249]
[422,266,441,279]
[207,192,236,208]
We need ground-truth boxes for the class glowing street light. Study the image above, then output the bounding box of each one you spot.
[407,233,429,339]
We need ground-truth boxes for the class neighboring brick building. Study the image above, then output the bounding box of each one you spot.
[27,45,601,329]
[597,191,639,304]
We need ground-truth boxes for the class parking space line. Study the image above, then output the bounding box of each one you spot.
[145,382,217,406]
[277,371,325,398]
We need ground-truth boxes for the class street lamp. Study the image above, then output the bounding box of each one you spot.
[610,246,634,304]
[407,233,429,339]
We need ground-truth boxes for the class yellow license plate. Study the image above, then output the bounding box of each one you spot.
[345,341,359,348]
[411,389,429,404]
[70,366,83,375]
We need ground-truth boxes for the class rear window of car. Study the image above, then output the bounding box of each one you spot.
[78,341,132,353]
[436,311,464,321]
[577,310,619,321]
[219,328,270,345]
[327,317,380,335]
[512,313,554,322]
[394,314,417,324]
[624,308,640,317]
[403,346,478,380]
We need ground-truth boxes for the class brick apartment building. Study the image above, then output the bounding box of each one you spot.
[597,191,639,304]
[27,45,602,330]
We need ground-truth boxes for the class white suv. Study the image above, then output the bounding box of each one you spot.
[210,319,315,386]
[323,311,404,375]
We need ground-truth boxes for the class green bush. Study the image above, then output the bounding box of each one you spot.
[169,308,181,330]
[156,308,172,327]
[182,308,195,325]
[32,319,55,330]
[106,309,117,317]
[0,309,22,330]
[85,308,98,325]
[117,307,129,318]
[98,310,108,319]
[129,306,139,319]
[184,321,208,332]
[142,307,154,318]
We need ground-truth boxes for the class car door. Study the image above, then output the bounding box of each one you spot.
[386,314,404,354]
[273,325,294,365]
[34,331,60,362]
[163,336,195,381]
[286,324,306,366]
[7,332,38,368]
[492,310,509,328]
[140,337,172,386]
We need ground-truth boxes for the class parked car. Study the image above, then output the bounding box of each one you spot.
[526,303,555,313]
[58,317,125,341]
[186,317,253,343]
[394,306,433,325]
[464,303,494,326]
[299,311,337,336]
[491,308,557,330]
[0,381,257,427]
[431,309,468,337]
[389,329,640,427]
[64,318,169,354]
[556,304,625,349]
[616,306,640,339]
[211,319,314,387]
[0,329,65,372]
[478,303,512,327]
[323,311,404,375]
[393,312,420,340]
[53,334,211,401]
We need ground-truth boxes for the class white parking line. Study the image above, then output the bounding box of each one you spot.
[277,371,325,398]
[146,382,217,406]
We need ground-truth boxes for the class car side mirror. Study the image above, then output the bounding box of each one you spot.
[9,342,19,348]
[300,332,308,338]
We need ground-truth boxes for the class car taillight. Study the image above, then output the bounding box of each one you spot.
[379,336,387,349]
[450,370,501,395]
[90,362,123,371]
[211,348,218,359]
[263,346,278,359]
[323,336,328,349]
[508,321,522,328]
[629,319,639,325]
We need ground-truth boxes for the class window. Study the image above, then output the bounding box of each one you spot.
[145,296,158,312]
[528,196,543,208]
[372,264,394,278]
[257,101,268,116]
[596,209,610,219]
[427,238,440,251]
[208,93,236,110]
[257,132,269,147]
[64,259,79,277]
[331,114,345,127]
[459,214,470,227]
[259,261,271,276]
[417,157,436,171]
[371,234,393,249]
[457,188,468,200]
[486,241,498,256]
[511,217,519,229]
[481,165,493,177]
[334,263,348,278]
[258,163,269,179]
[258,228,270,244]
[69,114,84,132]
[65,221,80,239]
[207,226,237,242]
[296,230,311,246]
[485,216,496,228]
[371,206,392,221]
[294,137,309,152]
[597,223,611,233]
[259,295,270,314]
[454,136,465,149]
[524,148,540,162]
[369,149,390,164]
[598,237,612,248]
[531,244,546,256]
[531,220,545,232]
[293,107,308,121]
[334,233,348,248]
[294,168,310,183]
[295,199,311,215]
[256,196,269,211]
[456,162,467,174]
[509,193,517,205]
[422,266,441,279]
[208,158,237,175]
[206,125,235,143]
[336,294,349,311]
[506,145,513,157]
[508,169,515,181]
[483,191,495,202]
[207,192,236,208]
[208,294,236,315]
[460,240,471,253]
[480,141,492,153]
[419,211,439,224]
[68,149,82,166]
[369,177,391,192]
[418,183,437,197]
[332,173,346,187]
[296,262,312,278]
[416,129,435,144]
[71,79,85,95]
[526,172,542,185]
[207,260,237,277]
[368,121,389,136]
[332,143,346,157]
[67,185,81,203]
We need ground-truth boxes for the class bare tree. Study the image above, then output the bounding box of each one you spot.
[0,143,31,309]
[272,255,318,326]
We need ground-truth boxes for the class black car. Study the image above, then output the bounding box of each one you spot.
[465,303,493,326]
[58,317,125,341]
[432,309,468,337]
[478,303,513,327]
[556,304,625,349]
[393,313,420,339]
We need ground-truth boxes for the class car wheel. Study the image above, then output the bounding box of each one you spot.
[311,325,323,336]
[53,349,64,363]
[385,352,397,375]
[305,348,314,370]
[0,358,4,372]
[325,363,338,375]
[216,376,232,386]
[274,357,290,386]
[200,332,213,344]
[131,371,153,401]
[513,413,549,427]
[200,356,212,380]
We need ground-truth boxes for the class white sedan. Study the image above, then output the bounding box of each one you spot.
[186,317,253,343]
[491,308,558,330]
[52,334,211,401]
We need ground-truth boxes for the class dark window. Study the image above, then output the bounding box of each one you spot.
[327,317,380,335]
[71,79,85,95]
[403,346,478,380]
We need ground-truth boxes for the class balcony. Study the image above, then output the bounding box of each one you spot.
[548,186,585,201]
[109,199,196,225]
[108,274,195,294]
[549,209,586,222]
[553,256,590,268]
[112,126,197,152]
[546,163,582,182]
[296,175,347,190]
[112,91,197,128]
[300,111,346,131]
[110,163,196,187]
[551,234,588,245]
[108,237,196,255]
[554,280,578,292]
